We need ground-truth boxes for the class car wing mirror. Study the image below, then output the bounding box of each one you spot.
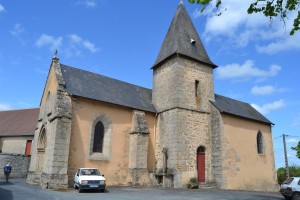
[102,174,104,177]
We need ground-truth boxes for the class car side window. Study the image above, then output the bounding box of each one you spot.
[77,169,80,176]
[283,178,294,185]
[298,179,300,185]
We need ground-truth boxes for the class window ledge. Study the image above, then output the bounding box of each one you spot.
[88,152,110,161]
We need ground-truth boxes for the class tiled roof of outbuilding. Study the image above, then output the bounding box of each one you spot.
[153,2,217,68]
[60,64,156,113]
[211,94,273,124]
[0,108,39,136]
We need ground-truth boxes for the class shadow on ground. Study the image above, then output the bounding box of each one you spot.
[0,186,13,200]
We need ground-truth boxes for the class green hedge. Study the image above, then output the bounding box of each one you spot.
[277,165,300,185]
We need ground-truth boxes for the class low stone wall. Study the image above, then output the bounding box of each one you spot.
[0,153,31,178]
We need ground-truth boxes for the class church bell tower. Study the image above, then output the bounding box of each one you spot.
[152,1,217,187]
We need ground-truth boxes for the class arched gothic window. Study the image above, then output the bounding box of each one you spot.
[89,114,113,160]
[93,122,104,153]
[257,131,264,154]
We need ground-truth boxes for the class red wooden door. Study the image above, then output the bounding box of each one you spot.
[197,152,205,182]
[25,140,32,156]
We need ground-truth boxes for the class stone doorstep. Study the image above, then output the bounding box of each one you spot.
[198,182,217,189]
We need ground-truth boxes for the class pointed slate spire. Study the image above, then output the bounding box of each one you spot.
[152,3,217,68]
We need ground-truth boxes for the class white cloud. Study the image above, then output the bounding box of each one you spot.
[251,85,286,96]
[76,0,97,8]
[216,60,281,81]
[10,24,25,36]
[0,4,6,13]
[35,33,99,56]
[68,34,82,44]
[0,103,12,111]
[256,34,300,54]
[35,34,63,51]
[201,0,300,53]
[67,34,99,54]
[251,85,276,95]
[287,138,299,143]
[193,8,202,19]
[251,99,284,115]
[82,40,99,53]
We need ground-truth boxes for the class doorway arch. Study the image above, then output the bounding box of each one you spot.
[197,146,206,182]
[37,127,47,172]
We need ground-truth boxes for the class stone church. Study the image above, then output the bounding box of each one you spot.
[27,2,277,191]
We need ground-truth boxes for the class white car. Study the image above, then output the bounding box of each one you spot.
[74,168,106,193]
[280,177,300,200]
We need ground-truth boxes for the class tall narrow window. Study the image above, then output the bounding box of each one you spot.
[195,80,199,97]
[93,122,104,153]
[257,131,263,154]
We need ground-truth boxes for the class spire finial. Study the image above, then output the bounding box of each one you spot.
[52,48,59,63]
[179,0,184,5]
[54,49,58,57]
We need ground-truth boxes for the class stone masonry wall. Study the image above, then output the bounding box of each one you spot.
[127,110,150,186]
[153,55,214,188]
[210,104,224,188]
[0,153,31,178]
[156,109,212,187]
[152,56,214,113]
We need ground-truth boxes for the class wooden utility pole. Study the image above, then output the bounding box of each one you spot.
[283,134,290,178]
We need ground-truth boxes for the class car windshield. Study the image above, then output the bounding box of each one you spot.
[283,178,294,185]
[80,169,101,176]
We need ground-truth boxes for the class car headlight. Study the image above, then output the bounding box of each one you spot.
[80,180,88,184]
[100,180,105,184]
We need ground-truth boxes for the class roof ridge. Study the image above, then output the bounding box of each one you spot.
[0,108,39,113]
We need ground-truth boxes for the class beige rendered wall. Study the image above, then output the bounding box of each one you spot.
[1,136,33,154]
[221,115,277,191]
[28,63,59,173]
[68,97,156,186]
[39,64,58,111]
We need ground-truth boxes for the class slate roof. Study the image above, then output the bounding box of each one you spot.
[60,63,270,124]
[153,2,217,68]
[60,64,156,113]
[211,94,273,124]
[0,108,39,137]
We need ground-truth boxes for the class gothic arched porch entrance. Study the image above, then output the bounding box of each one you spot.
[37,127,47,172]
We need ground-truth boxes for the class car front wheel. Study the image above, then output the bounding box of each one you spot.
[284,195,292,200]
[293,193,300,200]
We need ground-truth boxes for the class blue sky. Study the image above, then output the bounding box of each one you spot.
[0,0,299,169]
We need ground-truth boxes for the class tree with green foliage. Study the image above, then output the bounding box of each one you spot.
[188,0,300,35]
[277,165,300,185]
[291,141,300,159]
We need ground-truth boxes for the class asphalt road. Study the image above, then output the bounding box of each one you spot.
[0,178,284,200]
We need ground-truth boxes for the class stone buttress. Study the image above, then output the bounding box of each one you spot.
[127,110,150,186]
